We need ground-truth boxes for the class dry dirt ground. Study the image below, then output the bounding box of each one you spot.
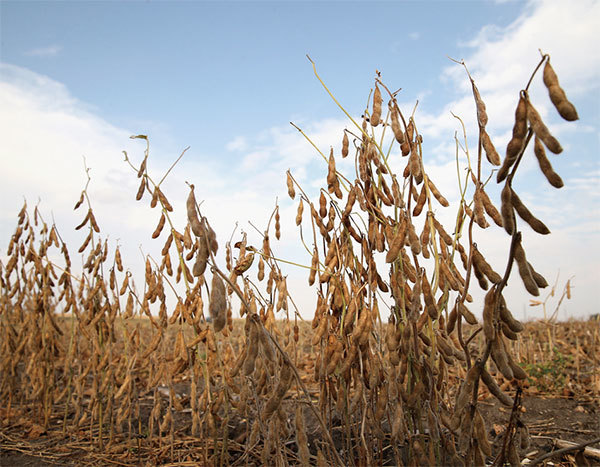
[1,395,599,466]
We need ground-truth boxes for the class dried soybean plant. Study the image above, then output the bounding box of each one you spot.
[282,53,578,465]
[0,51,579,466]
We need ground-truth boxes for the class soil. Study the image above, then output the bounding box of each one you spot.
[478,395,600,465]
[2,395,598,466]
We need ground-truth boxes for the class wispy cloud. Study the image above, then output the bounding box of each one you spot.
[226,136,247,152]
[408,32,420,41]
[24,44,62,57]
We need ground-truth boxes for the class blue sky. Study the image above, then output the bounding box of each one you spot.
[1,0,599,320]
[1,1,524,153]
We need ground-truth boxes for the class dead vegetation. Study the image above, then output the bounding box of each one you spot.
[1,52,598,466]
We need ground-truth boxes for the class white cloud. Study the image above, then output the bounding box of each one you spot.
[24,45,62,57]
[226,136,248,151]
[408,32,420,41]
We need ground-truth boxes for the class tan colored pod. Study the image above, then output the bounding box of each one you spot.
[498,295,524,333]
[491,335,514,380]
[514,239,540,296]
[479,187,503,228]
[528,261,548,288]
[371,82,382,126]
[534,136,563,188]
[243,320,260,376]
[412,183,427,217]
[481,368,513,406]
[341,131,349,158]
[459,302,478,325]
[471,80,488,128]
[473,247,502,284]
[508,354,528,380]
[498,95,527,183]
[474,408,492,457]
[286,171,295,199]
[543,60,579,121]
[500,183,515,235]
[446,305,458,333]
[427,177,449,207]
[390,102,405,144]
[510,189,550,235]
[527,98,563,154]
[210,273,227,331]
[482,288,497,341]
[481,128,501,166]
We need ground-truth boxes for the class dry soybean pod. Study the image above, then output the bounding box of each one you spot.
[543,59,579,121]
[481,128,501,166]
[421,271,437,319]
[471,80,488,128]
[152,212,166,239]
[474,408,492,456]
[407,220,421,255]
[412,183,427,217]
[446,304,458,333]
[371,82,382,126]
[498,295,524,333]
[482,288,497,341]
[510,189,550,235]
[507,352,528,380]
[243,319,260,376]
[534,136,563,188]
[286,170,296,199]
[427,177,449,207]
[473,186,489,229]
[481,367,513,406]
[432,214,453,246]
[341,131,349,158]
[498,94,528,183]
[390,102,405,144]
[296,198,304,226]
[526,97,563,154]
[209,272,227,331]
[513,239,539,296]
[528,261,548,288]
[472,247,502,283]
[479,187,503,227]
[490,335,514,380]
[500,183,515,235]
